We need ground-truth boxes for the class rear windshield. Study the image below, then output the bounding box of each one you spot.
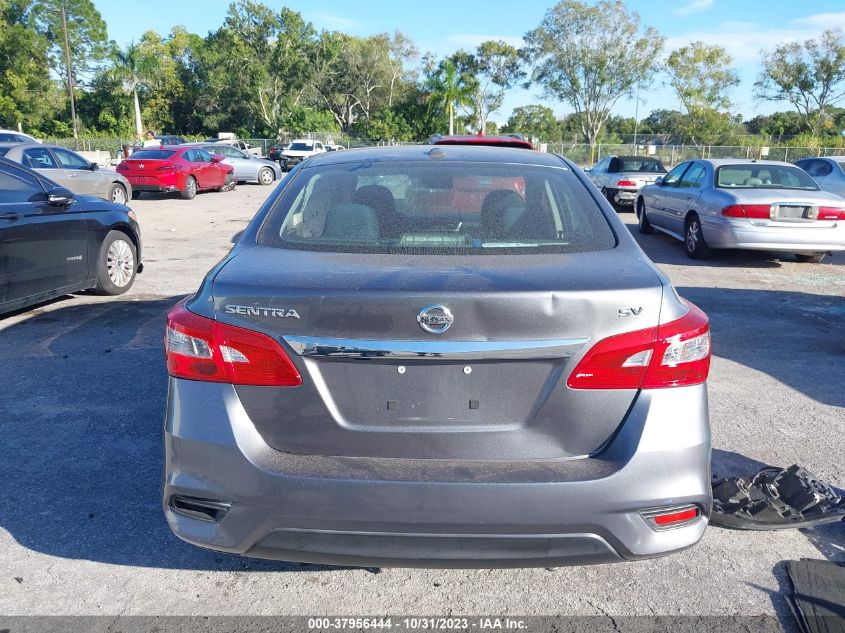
[716,164,818,190]
[129,149,176,160]
[257,161,616,254]
[0,133,28,142]
[289,142,313,151]
[619,158,665,172]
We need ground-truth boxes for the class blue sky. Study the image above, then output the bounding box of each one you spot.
[96,0,845,125]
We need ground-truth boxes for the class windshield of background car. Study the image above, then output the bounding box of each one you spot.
[0,133,28,142]
[289,142,313,151]
[620,158,666,172]
[0,148,9,157]
[129,149,176,160]
[716,164,819,190]
[258,160,616,254]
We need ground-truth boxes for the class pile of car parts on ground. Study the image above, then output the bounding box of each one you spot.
[712,464,845,530]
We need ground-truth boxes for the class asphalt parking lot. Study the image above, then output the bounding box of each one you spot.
[0,183,843,622]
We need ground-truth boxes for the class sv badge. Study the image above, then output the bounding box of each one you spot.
[618,307,644,317]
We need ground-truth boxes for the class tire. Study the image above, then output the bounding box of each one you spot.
[601,187,620,212]
[258,167,275,185]
[637,198,653,234]
[108,183,128,205]
[795,252,827,264]
[131,190,141,200]
[181,176,197,200]
[93,230,137,295]
[684,213,711,259]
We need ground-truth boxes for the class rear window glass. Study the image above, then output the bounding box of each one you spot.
[289,142,313,151]
[716,164,818,190]
[257,161,616,254]
[129,149,176,160]
[0,133,28,142]
[619,158,666,172]
[0,147,9,157]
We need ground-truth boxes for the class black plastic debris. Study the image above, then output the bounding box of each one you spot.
[711,465,845,530]
[785,559,845,633]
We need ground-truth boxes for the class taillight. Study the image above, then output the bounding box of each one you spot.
[567,302,710,390]
[616,179,637,187]
[165,301,301,386]
[157,164,176,172]
[721,204,769,219]
[818,206,845,220]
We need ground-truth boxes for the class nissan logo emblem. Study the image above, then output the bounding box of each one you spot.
[417,304,453,334]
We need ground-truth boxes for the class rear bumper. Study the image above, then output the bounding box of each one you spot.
[163,379,711,568]
[702,217,845,253]
[610,188,638,205]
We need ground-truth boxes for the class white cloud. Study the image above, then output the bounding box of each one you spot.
[665,13,845,62]
[445,34,524,50]
[672,0,714,17]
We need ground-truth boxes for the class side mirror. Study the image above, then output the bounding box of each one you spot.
[210,154,224,163]
[583,166,592,173]
[654,176,664,186]
[46,186,74,206]
[88,162,99,171]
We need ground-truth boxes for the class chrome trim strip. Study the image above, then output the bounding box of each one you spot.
[283,335,589,360]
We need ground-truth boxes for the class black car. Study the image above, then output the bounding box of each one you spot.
[0,157,142,316]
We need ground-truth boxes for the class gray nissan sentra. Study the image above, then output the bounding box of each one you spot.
[163,144,713,568]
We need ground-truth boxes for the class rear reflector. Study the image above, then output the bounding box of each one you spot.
[165,300,302,386]
[567,301,710,390]
[616,179,637,187]
[642,505,700,529]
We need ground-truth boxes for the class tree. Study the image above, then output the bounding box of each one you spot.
[108,40,160,137]
[756,30,845,137]
[638,109,686,144]
[0,0,64,134]
[458,40,523,132]
[427,58,474,135]
[665,42,739,146]
[30,0,109,84]
[524,0,663,154]
[503,105,561,141]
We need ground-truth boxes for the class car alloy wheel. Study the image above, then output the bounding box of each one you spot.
[111,185,127,204]
[187,178,196,197]
[106,238,135,288]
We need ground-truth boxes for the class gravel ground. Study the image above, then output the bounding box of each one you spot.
[0,183,842,624]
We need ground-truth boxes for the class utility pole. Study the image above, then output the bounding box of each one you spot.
[59,4,80,148]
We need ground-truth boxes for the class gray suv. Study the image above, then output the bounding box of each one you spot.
[163,145,712,568]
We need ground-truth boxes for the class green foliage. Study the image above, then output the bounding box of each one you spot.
[30,0,109,83]
[756,30,845,136]
[524,0,664,147]
[665,42,740,146]
[503,105,561,141]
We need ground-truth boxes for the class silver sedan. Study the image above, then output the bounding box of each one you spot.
[636,159,845,263]
[794,156,845,197]
[182,143,281,185]
[586,155,667,211]
[0,142,132,204]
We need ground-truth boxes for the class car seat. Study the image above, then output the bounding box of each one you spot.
[353,185,403,238]
[480,190,525,240]
[322,203,380,241]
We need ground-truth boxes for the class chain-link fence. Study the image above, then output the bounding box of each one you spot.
[543,142,845,167]
[41,135,845,168]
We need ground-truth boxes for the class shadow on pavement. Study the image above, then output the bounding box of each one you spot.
[625,217,844,268]
[0,296,336,572]
[677,286,845,408]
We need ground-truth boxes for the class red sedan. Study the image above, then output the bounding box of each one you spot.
[117,146,234,200]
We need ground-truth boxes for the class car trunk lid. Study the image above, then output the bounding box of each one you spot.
[211,246,665,460]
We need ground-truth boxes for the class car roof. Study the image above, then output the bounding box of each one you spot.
[432,134,534,150]
[304,144,565,168]
[613,155,663,161]
[687,158,800,168]
[799,155,845,160]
